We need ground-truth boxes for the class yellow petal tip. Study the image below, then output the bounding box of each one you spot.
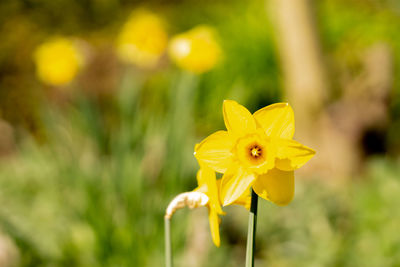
[223,99,236,104]
[222,198,234,207]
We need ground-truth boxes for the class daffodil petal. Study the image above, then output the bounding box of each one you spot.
[275,139,316,171]
[253,168,294,206]
[196,167,223,214]
[208,209,220,247]
[194,131,234,173]
[220,167,256,206]
[253,103,295,139]
[216,179,251,210]
[223,100,257,136]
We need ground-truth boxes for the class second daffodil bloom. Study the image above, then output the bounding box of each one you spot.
[168,26,221,74]
[194,166,250,247]
[34,37,82,86]
[194,100,316,207]
[116,10,168,68]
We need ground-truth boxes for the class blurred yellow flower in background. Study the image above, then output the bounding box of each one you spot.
[195,100,315,207]
[168,26,221,74]
[116,10,168,68]
[195,166,251,247]
[34,37,82,86]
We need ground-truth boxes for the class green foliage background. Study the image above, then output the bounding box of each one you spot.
[1,0,400,266]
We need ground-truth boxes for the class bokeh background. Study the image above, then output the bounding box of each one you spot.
[1,0,400,266]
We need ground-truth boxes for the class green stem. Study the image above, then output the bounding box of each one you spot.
[164,217,172,267]
[245,189,258,267]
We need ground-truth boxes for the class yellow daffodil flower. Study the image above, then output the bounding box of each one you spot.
[194,100,316,207]
[194,166,251,247]
[116,10,168,68]
[34,37,82,86]
[168,26,221,74]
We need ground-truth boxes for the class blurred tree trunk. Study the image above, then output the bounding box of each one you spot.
[268,0,392,181]
[268,0,334,178]
[269,0,326,137]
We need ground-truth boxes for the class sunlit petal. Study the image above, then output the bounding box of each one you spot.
[253,168,294,206]
[253,103,295,139]
[216,179,250,210]
[275,139,316,171]
[223,100,256,136]
[220,166,256,206]
[232,189,251,210]
[194,131,234,173]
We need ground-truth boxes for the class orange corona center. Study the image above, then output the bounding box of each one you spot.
[250,146,262,158]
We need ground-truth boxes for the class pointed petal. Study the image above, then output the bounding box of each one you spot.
[208,209,220,247]
[223,100,256,136]
[253,168,294,206]
[275,139,316,171]
[220,167,256,206]
[196,167,223,214]
[253,103,295,139]
[194,131,234,173]
[216,179,251,209]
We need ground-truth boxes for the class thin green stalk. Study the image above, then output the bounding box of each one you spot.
[165,217,172,267]
[245,189,258,267]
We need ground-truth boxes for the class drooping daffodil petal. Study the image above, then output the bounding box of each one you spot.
[194,166,224,247]
[194,166,251,246]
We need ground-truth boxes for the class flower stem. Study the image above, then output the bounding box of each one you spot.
[165,217,173,267]
[245,189,258,267]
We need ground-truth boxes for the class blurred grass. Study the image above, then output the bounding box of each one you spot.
[1,0,400,266]
[3,131,400,266]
